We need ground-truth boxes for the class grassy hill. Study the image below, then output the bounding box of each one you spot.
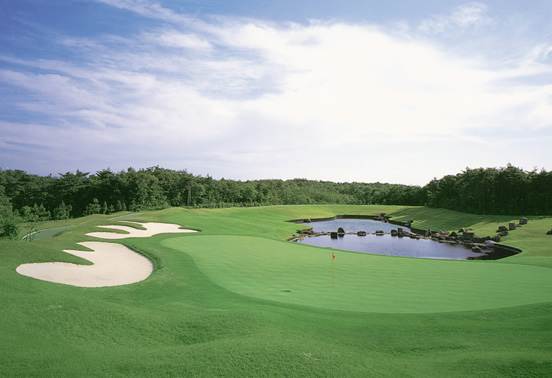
[1,205,551,376]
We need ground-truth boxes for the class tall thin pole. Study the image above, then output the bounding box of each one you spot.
[332,251,335,288]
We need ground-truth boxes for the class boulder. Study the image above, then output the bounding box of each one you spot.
[391,229,398,237]
[547,229,552,235]
[509,223,516,231]
[462,232,475,240]
[498,225,509,232]
[493,234,502,242]
[425,229,432,237]
[337,227,345,235]
[330,232,338,239]
[519,217,528,225]
[357,231,367,236]
[375,230,384,236]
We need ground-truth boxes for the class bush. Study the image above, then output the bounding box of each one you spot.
[1,221,19,239]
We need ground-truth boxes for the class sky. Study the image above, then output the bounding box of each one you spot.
[1,0,551,186]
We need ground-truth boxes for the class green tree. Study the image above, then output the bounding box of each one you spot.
[101,201,108,214]
[21,204,51,222]
[55,170,90,216]
[0,186,19,239]
[53,201,72,220]
[84,198,102,215]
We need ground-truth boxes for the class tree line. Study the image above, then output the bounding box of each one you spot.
[424,164,552,215]
[1,164,550,239]
[0,166,424,238]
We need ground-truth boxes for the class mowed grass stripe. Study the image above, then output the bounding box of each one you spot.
[163,235,552,313]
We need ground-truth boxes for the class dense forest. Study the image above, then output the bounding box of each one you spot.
[424,164,552,216]
[0,166,424,238]
[1,164,551,238]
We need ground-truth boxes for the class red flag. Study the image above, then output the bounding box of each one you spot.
[332,251,335,260]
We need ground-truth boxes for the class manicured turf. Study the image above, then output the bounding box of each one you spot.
[1,205,551,377]
[163,235,552,313]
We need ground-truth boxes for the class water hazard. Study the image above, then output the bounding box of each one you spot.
[296,219,486,260]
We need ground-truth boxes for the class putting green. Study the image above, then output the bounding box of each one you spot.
[163,235,552,313]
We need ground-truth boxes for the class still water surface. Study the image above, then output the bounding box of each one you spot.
[297,219,483,260]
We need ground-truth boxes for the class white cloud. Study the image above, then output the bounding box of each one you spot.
[144,30,212,49]
[1,3,551,184]
[418,3,492,34]
[96,0,191,24]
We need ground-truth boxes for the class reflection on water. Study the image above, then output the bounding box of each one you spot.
[301,219,398,233]
[297,219,483,260]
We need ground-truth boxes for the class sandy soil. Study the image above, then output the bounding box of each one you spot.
[86,221,197,239]
[16,222,196,287]
[16,242,153,287]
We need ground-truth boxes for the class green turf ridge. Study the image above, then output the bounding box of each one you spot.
[1,205,551,377]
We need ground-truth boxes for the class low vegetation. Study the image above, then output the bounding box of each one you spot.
[1,205,551,376]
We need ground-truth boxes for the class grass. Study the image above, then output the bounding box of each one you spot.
[1,205,551,377]
[162,235,552,313]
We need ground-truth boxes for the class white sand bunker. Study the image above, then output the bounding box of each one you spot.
[16,242,153,288]
[16,222,197,287]
[86,221,197,239]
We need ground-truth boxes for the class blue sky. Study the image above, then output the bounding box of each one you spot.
[1,0,551,185]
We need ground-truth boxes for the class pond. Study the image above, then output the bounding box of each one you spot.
[295,219,486,260]
[22,226,71,241]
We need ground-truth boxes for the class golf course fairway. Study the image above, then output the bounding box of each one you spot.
[1,205,551,377]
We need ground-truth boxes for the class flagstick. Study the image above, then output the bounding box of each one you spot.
[332,252,334,288]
